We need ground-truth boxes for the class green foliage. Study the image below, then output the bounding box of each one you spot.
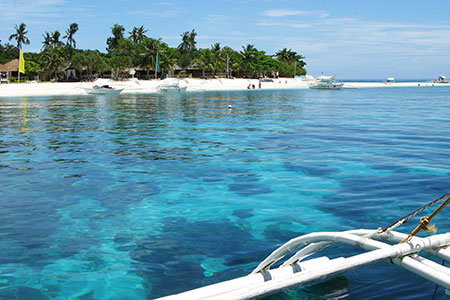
[0,42,18,64]
[106,24,125,53]
[3,24,307,81]
[71,49,107,80]
[23,52,41,76]
[274,48,306,77]
[41,46,65,80]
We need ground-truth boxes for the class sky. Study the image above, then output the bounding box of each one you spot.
[1,0,450,79]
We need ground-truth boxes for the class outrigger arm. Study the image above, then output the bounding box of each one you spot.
[157,230,450,300]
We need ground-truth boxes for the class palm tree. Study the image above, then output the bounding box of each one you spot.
[210,43,225,76]
[42,47,64,81]
[106,24,125,52]
[137,37,161,78]
[242,44,257,53]
[9,23,30,49]
[177,29,197,53]
[51,31,64,47]
[42,32,52,51]
[63,23,79,48]
[240,45,259,76]
[129,25,148,43]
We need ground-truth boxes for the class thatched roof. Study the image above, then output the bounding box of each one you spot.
[173,64,183,71]
[0,59,19,72]
[57,61,72,72]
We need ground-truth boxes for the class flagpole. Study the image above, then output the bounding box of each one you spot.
[18,47,21,82]
[155,52,158,80]
[226,55,229,78]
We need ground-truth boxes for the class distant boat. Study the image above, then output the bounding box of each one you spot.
[386,77,396,83]
[158,78,187,93]
[309,75,344,90]
[86,85,123,95]
[434,75,449,84]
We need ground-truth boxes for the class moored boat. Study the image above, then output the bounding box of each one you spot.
[309,75,344,90]
[85,85,123,95]
[158,78,187,93]
[434,75,449,84]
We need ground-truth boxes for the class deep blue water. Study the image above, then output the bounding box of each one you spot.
[0,87,449,299]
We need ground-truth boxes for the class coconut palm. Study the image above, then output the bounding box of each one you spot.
[275,48,304,64]
[210,43,225,75]
[51,31,64,47]
[242,44,257,53]
[177,29,197,53]
[106,24,125,52]
[9,23,30,49]
[63,23,79,48]
[42,47,64,80]
[129,25,148,43]
[42,32,52,51]
[137,37,161,78]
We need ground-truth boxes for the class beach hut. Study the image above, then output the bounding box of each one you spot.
[0,59,19,83]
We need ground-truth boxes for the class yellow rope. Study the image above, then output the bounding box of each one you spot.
[400,193,450,243]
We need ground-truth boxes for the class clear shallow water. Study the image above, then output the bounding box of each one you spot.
[0,87,449,299]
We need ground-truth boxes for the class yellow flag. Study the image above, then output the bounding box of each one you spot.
[19,50,25,74]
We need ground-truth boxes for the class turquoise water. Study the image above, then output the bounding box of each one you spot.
[0,87,449,299]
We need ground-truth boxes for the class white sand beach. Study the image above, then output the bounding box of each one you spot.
[0,78,448,97]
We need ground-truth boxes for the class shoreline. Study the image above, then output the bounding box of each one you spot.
[0,78,449,97]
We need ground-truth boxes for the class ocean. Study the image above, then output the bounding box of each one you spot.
[0,86,449,299]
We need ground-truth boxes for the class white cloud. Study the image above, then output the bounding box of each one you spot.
[261,9,329,18]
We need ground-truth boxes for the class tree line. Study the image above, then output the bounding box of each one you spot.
[0,23,307,81]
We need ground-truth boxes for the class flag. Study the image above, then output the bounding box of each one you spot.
[19,50,25,74]
[156,52,160,73]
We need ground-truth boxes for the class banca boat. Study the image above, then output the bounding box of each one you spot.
[157,78,187,93]
[157,193,450,300]
[86,85,123,95]
[309,75,344,90]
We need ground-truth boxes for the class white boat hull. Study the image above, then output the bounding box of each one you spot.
[85,84,123,95]
[309,83,344,90]
[158,86,187,93]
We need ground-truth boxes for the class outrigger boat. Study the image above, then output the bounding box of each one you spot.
[434,75,449,84]
[86,85,123,95]
[309,75,344,90]
[158,193,450,299]
[158,78,187,93]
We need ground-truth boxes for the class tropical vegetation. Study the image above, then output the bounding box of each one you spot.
[0,23,306,82]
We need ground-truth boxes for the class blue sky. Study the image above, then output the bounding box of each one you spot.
[1,0,450,79]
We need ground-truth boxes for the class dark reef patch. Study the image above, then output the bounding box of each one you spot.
[284,163,340,178]
[228,174,272,196]
[316,172,450,228]
[129,217,278,298]
[232,208,254,219]
[0,286,50,300]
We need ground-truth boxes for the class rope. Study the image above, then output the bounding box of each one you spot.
[400,192,450,243]
[376,192,450,236]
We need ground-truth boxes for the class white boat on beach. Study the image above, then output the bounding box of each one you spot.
[85,85,123,95]
[157,78,187,93]
[158,193,450,300]
[309,75,344,90]
[434,75,449,84]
